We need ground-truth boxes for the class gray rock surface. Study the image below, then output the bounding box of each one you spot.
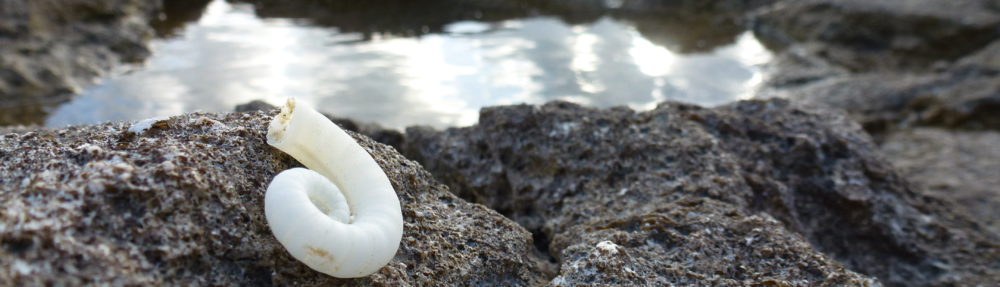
[549,198,877,286]
[0,111,549,285]
[753,0,1000,71]
[880,128,1000,236]
[0,0,160,125]
[958,39,1000,72]
[761,71,1000,136]
[754,7,1000,280]
[402,99,999,286]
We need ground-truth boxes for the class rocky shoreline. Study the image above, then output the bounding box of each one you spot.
[2,0,999,286]
[3,99,997,285]
[754,0,1000,238]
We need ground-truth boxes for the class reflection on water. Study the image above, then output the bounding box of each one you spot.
[47,0,771,129]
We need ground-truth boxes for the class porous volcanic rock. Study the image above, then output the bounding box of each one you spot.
[403,99,999,286]
[549,197,877,286]
[0,111,548,285]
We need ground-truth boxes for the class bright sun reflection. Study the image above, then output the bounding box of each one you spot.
[570,28,605,95]
[729,32,772,100]
[46,0,774,129]
[373,36,480,127]
[628,32,676,78]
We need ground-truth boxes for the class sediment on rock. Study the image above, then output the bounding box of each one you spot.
[402,99,999,286]
[0,111,549,285]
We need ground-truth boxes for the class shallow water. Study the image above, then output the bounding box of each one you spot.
[47,0,772,129]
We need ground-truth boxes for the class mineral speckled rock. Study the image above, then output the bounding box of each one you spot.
[549,197,876,286]
[0,112,548,285]
[403,99,1000,286]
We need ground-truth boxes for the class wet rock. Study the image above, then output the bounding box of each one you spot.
[0,112,548,285]
[880,128,1000,236]
[403,100,999,286]
[753,0,1000,71]
[0,0,161,126]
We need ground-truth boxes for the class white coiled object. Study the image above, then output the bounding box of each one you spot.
[264,98,403,278]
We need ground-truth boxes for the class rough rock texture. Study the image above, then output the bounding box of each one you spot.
[755,2,1000,131]
[0,0,161,125]
[880,128,1000,236]
[0,111,549,285]
[403,99,999,286]
[754,0,1000,250]
[753,0,1000,71]
[549,198,877,286]
[759,35,1000,240]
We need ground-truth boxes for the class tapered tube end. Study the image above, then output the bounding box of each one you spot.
[267,98,296,146]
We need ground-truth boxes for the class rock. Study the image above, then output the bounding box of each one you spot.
[758,43,851,89]
[0,111,549,285]
[0,0,161,126]
[761,67,1000,137]
[762,72,941,135]
[957,39,1000,73]
[233,100,277,113]
[550,197,877,286]
[880,128,1000,236]
[402,100,1000,286]
[753,0,1000,71]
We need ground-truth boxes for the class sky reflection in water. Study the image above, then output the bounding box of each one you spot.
[47,0,771,129]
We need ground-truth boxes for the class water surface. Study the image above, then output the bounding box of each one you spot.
[48,0,772,129]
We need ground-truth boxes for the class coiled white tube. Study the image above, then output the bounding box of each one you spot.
[264,98,403,278]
